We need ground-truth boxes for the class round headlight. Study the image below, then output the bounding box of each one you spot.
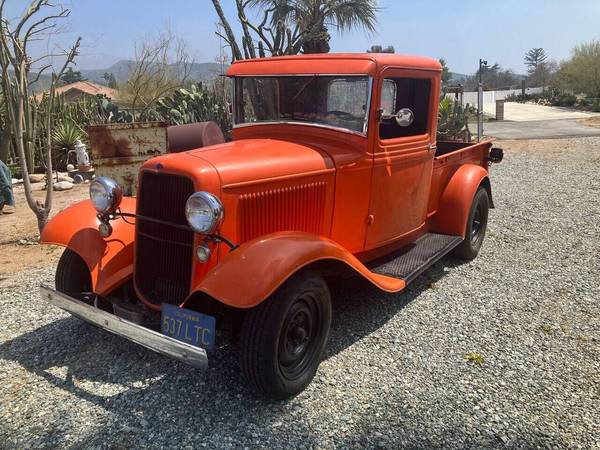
[185,192,224,234]
[90,177,123,214]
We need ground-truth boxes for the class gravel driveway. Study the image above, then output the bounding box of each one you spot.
[1,138,599,449]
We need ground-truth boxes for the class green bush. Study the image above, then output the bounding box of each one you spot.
[551,93,577,107]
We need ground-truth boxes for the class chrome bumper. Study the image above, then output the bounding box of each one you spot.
[40,285,208,369]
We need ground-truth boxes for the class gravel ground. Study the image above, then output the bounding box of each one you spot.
[1,138,599,449]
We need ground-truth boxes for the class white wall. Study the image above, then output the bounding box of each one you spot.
[446,87,544,107]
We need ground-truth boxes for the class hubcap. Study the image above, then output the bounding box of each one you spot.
[278,296,321,380]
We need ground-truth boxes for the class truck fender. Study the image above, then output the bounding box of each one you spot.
[41,197,136,295]
[188,231,406,309]
[431,164,491,237]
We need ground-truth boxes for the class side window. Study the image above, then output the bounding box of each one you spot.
[379,77,431,140]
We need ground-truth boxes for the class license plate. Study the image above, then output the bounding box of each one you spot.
[161,303,216,349]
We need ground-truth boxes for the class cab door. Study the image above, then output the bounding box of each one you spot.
[365,69,439,250]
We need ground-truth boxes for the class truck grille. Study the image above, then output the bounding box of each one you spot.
[135,171,194,305]
[238,182,327,242]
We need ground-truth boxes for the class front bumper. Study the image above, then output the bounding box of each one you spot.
[40,285,208,369]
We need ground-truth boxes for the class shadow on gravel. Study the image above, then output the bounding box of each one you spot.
[0,258,462,447]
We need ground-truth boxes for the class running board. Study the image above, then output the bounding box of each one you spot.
[370,233,463,284]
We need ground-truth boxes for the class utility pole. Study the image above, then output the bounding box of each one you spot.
[477,58,487,142]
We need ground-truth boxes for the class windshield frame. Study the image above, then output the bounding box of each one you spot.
[231,74,374,137]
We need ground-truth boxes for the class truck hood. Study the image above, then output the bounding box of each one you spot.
[186,138,334,186]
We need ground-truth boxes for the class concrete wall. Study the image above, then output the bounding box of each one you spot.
[446,87,544,107]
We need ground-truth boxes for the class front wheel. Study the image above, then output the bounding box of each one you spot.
[56,248,92,295]
[452,187,489,260]
[239,271,331,399]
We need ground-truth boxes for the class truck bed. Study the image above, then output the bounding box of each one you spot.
[435,140,488,158]
[428,140,493,216]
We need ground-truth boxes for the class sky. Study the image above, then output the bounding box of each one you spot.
[3,0,600,75]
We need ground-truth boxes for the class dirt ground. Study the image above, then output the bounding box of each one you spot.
[0,137,590,286]
[0,182,88,286]
[581,116,600,128]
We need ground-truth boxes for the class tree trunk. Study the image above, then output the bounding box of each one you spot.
[0,126,11,163]
[211,0,243,61]
[301,27,331,54]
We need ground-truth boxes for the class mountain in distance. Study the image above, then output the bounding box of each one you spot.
[448,72,468,84]
[80,60,227,86]
[28,59,227,92]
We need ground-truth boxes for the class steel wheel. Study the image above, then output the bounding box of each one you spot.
[278,294,324,381]
[240,271,331,399]
[452,187,489,260]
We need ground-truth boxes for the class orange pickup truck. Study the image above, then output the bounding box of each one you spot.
[40,53,502,398]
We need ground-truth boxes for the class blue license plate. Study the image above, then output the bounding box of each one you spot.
[161,303,216,349]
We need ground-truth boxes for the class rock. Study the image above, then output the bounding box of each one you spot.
[57,175,74,183]
[29,174,45,183]
[11,178,23,185]
[66,164,75,171]
[53,181,73,191]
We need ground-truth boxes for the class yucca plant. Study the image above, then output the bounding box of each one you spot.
[52,120,82,171]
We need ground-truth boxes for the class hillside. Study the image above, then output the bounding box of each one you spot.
[28,60,226,93]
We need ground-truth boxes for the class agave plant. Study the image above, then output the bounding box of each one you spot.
[52,120,82,171]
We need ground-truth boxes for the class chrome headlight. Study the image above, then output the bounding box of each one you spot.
[185,192,224,234]
[89,176,123,214]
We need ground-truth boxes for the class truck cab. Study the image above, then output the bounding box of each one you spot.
[41,53,502,398]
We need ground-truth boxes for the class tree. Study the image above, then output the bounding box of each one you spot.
[439,58,451,85]
[121,29,192,115]
[60,66,85,85]
[554,40,600,98]
[465,63,520,91]
[524,47,549,90]
[211,0,378,59]
[367,45,394,53]
[0,0,81,231]
[103,72,118,89]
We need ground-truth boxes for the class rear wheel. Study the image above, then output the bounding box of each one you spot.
[56,248,92,295]
[239,271,331,399]
[453,187,489,260]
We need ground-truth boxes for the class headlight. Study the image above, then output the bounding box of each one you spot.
[185,192,224,234]
[90,177,123,214]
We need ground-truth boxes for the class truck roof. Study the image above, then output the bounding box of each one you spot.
[227,53,442,77]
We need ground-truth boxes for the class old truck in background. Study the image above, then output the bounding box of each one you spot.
[40,53,503,398]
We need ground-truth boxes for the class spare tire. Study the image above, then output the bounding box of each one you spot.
[167,122,225,153]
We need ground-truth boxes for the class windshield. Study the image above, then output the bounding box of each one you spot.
[234,76,371,134]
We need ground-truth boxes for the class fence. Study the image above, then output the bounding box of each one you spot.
[446,87,544,107]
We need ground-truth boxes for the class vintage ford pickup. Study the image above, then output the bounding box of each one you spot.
[40,53,502,398]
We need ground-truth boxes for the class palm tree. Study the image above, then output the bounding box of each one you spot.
[252,0,378,54]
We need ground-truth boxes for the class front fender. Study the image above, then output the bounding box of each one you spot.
[41,197,136,295]
[431,164,490,237]
[188,231,406,309]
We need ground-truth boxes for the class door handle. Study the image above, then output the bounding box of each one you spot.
[428,144,437,152]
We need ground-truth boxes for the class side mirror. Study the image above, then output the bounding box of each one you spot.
[395,108,414,127]
[488,147,504,163]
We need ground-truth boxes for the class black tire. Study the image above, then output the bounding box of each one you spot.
[56,248,92,295]
[240,271,332,399]
[452,187,489,260]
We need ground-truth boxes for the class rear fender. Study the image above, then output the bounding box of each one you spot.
[431,164,490,237]
[41,197,136,295]
[187,231,406,309]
